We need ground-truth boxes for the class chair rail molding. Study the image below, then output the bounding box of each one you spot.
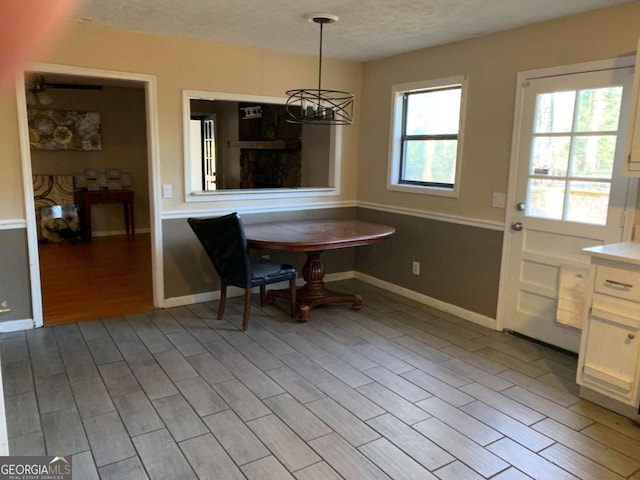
[0,220,27,230]
[357,201,505,231]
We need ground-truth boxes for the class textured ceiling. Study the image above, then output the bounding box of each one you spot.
[75,0,633,61]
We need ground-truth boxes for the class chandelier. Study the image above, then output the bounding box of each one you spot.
[285,14,354,125]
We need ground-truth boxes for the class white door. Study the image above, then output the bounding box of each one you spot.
[503,65,637,353]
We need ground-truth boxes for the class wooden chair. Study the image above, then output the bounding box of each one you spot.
[188,213,297,331]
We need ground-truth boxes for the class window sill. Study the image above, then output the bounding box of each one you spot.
[185,187,338,202]
[386,183,459,198]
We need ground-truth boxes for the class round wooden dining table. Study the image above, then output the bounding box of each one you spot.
[244,219,395,321]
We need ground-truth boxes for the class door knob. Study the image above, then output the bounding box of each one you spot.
[629,333,636,340]
[511,222,523,231]
[516,202,526,211]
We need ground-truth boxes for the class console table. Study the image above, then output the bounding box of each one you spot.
[74,189,135,241]
[244,219,395,321]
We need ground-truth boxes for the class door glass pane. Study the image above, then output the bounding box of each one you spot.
[526,178,566,220]
[570,135,617,178]
[566,181,610,225]
[575,87,623,132]
[405,89,461,135]
[533,91,576,133]
[402,139,457,183]
[530,136,570,176]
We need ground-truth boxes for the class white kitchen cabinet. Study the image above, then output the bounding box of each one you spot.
[625,37,640,175]
[577,242,640,419]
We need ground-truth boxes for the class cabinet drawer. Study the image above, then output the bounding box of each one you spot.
[591,293,640,329]
[594,265,640,302]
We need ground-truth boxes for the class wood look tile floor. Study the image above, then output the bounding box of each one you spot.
[2,279,640,479]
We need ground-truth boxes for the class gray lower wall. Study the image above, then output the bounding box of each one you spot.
[2,206,503,322]
[162,207,357,299]
[356,208,502,319]
[0,229,32,322]
[162,206,503,320]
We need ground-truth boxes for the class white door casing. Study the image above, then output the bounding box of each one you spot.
[15,63,164,329]
[498,58,638,352]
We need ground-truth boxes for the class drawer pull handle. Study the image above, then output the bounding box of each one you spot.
[629,333,636,340]
[604,279,633,289]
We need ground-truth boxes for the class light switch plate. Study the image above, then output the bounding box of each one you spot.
[492,192,506,208]
[162,184,173,198]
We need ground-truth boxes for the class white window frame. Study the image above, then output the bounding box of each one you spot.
[387,76,467,197]
[183,90,341,202]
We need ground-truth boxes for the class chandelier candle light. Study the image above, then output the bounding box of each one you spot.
[286,13,354,125]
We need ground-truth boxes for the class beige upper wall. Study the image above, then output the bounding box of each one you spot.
[0,87,26,220]
[30,85,150,231]
[2,4,639,223]
[358,3,640,222]
[0,22,363,221]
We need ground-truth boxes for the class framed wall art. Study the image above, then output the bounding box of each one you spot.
[28,108,102,151]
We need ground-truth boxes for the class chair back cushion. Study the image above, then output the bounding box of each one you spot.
[188,213,252,288]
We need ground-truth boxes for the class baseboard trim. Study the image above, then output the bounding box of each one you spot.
[355,272,497,330]
[164,270,496,330]
[579,385,640,421]
[0,319,34,333]
[92,228,151,238]
[162,272,356,308]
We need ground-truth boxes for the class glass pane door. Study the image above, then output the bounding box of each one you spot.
[526,86,623,226]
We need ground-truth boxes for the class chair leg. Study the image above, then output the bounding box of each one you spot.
[289,279,296,318]
[217,282,227,320]
[242,289,252,331]
[260,285,266,306]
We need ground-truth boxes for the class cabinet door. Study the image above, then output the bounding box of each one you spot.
[625,37,640,175]
[580,306,640,404]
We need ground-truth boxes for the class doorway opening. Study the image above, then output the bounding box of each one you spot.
[18,64,162,328]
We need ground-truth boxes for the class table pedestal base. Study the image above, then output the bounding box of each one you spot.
[266,251,363,321]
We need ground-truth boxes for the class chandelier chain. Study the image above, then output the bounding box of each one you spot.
[318,22,323,92]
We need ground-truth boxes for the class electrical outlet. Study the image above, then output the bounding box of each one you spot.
[412,261,420,275]
[0,301,11,314]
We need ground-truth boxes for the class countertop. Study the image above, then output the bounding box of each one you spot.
[583,241,640,266]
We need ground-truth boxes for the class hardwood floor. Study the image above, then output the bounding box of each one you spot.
[38,233,153,325]
[2,280,639,479]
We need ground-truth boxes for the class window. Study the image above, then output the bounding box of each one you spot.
[525,86,624,225]
[388,76,466,196]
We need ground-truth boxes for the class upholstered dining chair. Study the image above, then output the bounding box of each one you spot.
[187,213,297,331]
